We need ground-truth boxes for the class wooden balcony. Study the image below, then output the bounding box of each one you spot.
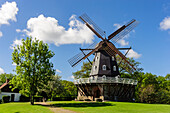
[74,77,138,85]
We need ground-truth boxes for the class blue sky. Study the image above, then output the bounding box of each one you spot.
[0,0,170,81]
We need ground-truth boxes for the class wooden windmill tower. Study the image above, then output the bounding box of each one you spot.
[68,14,139,101]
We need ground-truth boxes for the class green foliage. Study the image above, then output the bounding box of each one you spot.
[0,99,2,104]
[39,75,62,100]
[117,56,143,75]
[57,80,77,97]
[11,37,55,105]
[134,72,170,104]
[0,73,14,83]
[73,62,92,79]
[2,95,10,103]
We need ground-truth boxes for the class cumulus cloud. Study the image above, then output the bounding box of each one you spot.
[56,69,62,73]
[12,62,17,66]
[16,29,21,33]
[126,49,141,59]
[0,67,4,74]
[113,23,129,46]
[71,75,74,79]
[117,39,129,46]
[0,1,18,38]
[10,39,22,49]
[113,23,141,59]
[160,17,170,30]
[22,14,94,46]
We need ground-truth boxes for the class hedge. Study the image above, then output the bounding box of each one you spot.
[2,95,10,103]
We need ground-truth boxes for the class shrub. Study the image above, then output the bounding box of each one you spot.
[34,96,43,102]
[96,98,103,102]
[0,99,2,104]
[2,95,10,103]
[19,95,30,102]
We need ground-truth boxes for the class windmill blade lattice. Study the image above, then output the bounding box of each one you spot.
[103,46,134,73]
[80,14,105,37]
[110,19,139,44]
[68,42,97,67]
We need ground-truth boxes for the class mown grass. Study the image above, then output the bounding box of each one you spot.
[0,101,169,113]
[0,102,52,113]
[49,101,170,113]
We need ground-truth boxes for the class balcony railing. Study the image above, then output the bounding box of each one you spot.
[74,77,138,85]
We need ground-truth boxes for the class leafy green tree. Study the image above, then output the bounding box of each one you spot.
[39,75,62,101]
[73,62,92,79]
[0,73,14,84]
[11,37,55,105]
[58,80,77,97]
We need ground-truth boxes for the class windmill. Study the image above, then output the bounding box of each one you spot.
[68,14,139,101]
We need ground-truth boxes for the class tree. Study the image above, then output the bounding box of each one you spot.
[11,37,55,105]
[73,62,92,79]
[39,75,62,101]
[0,73,14,84]
[58,80,77,97]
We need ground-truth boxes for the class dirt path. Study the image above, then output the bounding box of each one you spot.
[36,102,78,113]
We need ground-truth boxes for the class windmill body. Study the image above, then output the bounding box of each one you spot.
[68,14,139,101]
[90,43,120,77]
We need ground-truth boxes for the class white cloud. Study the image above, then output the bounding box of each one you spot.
[126,49,141,59]
[160,17,170,30]
[12,62,17,66]
[113,23,129,46]
[56,69,62,73]
[22,14,94,46]
[113,23,121,29]
[117,39,129,46]
[0,1,18,38]
[71,75,74,79]
[16,29,21,33]
[10,39,22,49]
[0,31,2,37]
[0,67,4,74]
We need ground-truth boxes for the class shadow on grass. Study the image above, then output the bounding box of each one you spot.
[51,102,114,108]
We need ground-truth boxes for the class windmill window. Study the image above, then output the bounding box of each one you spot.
[102,65,106,70]
[96,57,98,60]
[102,75,106,81]
[112,56,115,61]
[113,66,116,71]
[95,66,97,70]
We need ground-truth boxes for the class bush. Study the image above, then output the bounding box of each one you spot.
[34,96,43,102]
[52,97,76,101]
[96,98,103,102]
[2,95,10,103]
[19,95,43,102]
[0,99,2,104]
[19,95,30,102]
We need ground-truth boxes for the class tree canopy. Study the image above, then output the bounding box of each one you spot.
[11,37,55,105]
[0,73,14,85]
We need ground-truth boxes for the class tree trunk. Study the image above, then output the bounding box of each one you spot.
[30,95,34,105]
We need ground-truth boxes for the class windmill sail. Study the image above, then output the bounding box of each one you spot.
[109,19,139,44]
[80,13,105,37]
[68,42,97,67]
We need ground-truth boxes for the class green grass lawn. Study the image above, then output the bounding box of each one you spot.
[49,101,170,113]
[0,102,52,113]
[0,101,169,113]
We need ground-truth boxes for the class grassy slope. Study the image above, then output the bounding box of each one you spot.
[0,102,52,113]
[49,101,170,113]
